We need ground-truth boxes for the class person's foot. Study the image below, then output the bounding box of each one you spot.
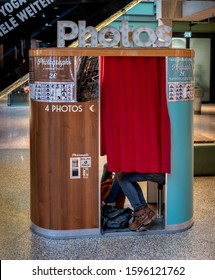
[129,206,151,231]
[145,205,157,221]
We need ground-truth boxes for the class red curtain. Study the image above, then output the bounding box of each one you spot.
[100,56,171,173]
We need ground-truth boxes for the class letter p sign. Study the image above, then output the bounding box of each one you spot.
[57,21,78,47]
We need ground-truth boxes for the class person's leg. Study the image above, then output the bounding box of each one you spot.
[105,176,121,204]
[118,172,165,185]
[116,172,150,230]
[132,182,147,207]
[116,172,144,211]
[117,172,162,209]
[143,173,165,185]
[116,172,161,230]
[116,172,165,207]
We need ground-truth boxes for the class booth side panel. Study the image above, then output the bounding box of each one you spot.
[166,102,194,228]
[30,101,99,230]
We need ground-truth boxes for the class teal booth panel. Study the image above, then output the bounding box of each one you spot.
[166,101,194,230]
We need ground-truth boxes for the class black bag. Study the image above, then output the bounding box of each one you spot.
[102,206,132,231]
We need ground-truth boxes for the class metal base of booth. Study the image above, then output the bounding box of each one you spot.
[31,218,193,239]
[31,223,101,239]
[102,217,194,237]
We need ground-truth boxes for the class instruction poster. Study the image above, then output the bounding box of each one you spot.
[29,56,76,102]
[167,57,194,102]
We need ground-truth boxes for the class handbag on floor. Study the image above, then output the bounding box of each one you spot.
[102,205,132,230]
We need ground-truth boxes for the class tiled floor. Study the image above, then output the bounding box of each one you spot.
[193,104,215,141]
[0,96,215,260]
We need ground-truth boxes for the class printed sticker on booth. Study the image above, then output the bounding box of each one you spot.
[81,157,91,168]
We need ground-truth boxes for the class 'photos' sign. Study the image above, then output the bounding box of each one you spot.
[57,20,172,48]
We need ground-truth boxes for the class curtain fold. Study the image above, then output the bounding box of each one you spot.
[100,56,171,174]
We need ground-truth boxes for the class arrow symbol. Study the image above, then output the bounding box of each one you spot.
[89,105,94,112]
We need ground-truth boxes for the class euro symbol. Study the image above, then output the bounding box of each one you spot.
[89,105,94,112]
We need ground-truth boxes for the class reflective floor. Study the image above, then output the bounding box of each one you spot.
[0,96,215,260]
